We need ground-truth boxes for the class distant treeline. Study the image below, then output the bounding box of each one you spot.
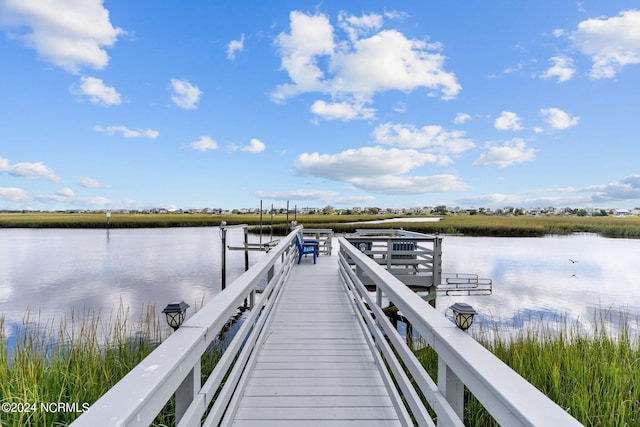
[2,212,640,238]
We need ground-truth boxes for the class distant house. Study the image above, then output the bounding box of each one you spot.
[299,207,318,214]
[615,209,630,217]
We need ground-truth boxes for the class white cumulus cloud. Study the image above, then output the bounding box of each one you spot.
[226,33,245,60]
[540,56,575,83]
[330,29,459,99]
[272,10,460,119]
[338,11,383,42]
[230,138,266,154]
[295,146,437,181]
[170,78,202,110]
[73,76,121,106]
[540,108,580,130]
[494,111,524,131]
[570,9,640,79]
[350,174,469,194]
[373,122,475,155]
[272,11,335,101]
[0,187,28,202]
[310,100,375,121]
[0,0,124,73]
[94,125,159,139]
[189,136,218,151]
[474,139,537,168]
[78,177,108,188]
[453,113,471,124]
[0,156,60,181]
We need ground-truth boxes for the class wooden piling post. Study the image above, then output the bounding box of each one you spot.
[286,200,290,234]
[244,227,249,272]
[221,224,227,290]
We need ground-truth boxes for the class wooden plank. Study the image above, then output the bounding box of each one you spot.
[257,348,371,356]
[247,376,384,387]
[242,385,390,397]
[231,420,402,427]
[250,368,378,378]
[239,395,391,407]
[255,354,374,362]
[264,331,364,339]
[234,406,399,420]
[261,343,369,350]
[252,361,377,370]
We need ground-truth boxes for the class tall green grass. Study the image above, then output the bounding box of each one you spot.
[0,304,223,426]
[413,313,640,426]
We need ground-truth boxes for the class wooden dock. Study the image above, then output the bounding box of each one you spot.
[71,230,583,427]
[230,255,402,426]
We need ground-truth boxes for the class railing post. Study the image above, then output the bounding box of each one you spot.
[175,359,201,423]
[243,227,249,271]
[431,235,442,308]
[221,226,227,290]
[433,235,442,287]
[437,356,464,424]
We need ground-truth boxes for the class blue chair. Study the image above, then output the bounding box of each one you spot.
[295,233,318,264]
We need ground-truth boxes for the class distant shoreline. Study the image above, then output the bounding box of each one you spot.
[1,212,640,238]
[347,217,442,224]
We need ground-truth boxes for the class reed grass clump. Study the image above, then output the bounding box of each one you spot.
[413,313,640,426]
[0,304,222,426]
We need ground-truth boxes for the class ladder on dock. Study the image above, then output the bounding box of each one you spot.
[71,228,582,427]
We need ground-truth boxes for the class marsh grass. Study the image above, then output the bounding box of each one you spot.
[413,311,640,426]
[0,303,224,426]
[3,212,640,238]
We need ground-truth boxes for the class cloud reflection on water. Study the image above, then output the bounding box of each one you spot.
[1,229,639,344]
[436,234,640,339]
[0,227,267,340]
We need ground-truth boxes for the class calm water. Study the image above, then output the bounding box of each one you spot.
[1,229,639,342]
[437,234,640,338]
[0,227,269,341]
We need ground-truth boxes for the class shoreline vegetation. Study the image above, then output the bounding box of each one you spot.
[415,313,640,426]
[1,309,637,426]
[2,212,640,238]
[0,305,223,426]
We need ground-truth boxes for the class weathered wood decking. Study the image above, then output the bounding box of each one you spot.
[230,254,402,426]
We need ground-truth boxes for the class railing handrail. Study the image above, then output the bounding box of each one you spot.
[338,237,583,427]
[71,228,302,426]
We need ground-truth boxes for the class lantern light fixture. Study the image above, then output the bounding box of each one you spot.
[450,302,477,332]
[162,301,190,331]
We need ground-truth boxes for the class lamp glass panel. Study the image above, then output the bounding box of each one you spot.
[454,312,474,330]
[166,312,182,329]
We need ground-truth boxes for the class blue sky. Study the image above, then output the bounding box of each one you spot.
[1,1,639,211]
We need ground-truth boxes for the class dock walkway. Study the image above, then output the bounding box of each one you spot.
[230,255,402,426]
[70,230,584,427]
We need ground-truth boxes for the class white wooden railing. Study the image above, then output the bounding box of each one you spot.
[72,229,583,426]
[337,237,583,427]
[70,228,301,426]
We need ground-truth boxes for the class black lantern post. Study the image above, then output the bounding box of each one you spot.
[162,301,190,331]
[450,302,477,332]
